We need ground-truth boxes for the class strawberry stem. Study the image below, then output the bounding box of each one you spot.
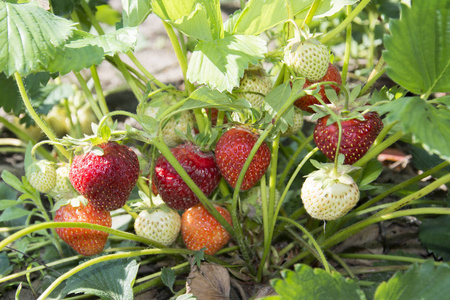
[302,0,322,29]
[14,72,70,160]
[341,5,353,83]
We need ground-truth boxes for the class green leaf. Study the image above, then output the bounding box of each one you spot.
[419,216,450,260]
[0,206,30,222]
[358,159,383,189]
[383,0,450,95]
[266,264,366,300]
[0,200,20,211]
[187,35,267,92]
[1,170,27,194]
[180,86,250,111]
[64,259,139,300]
[0,1,75,77]
[263,81,295,134]
[228,0,356,36]
[121,0,152,27]
[0,253,13,276]
[152,0,222,41]
[376,97,450,161]
[161,267,176,293]
[374,261,450,300]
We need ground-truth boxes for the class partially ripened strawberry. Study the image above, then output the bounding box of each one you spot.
[294,63,342,113]
[26,160,56,193]
[181,203,232,255]
[54,198,112,256]
[284,37,329,81]
[236,65,272,110]
[314,111,383,165]
[154,142,221,210]
[69,141,140,211]
[215,127,271,191]
[134,205,181,246]
[301,162,360,220]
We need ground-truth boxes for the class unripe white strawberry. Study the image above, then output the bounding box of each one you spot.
[48,164,76,201]
[301,162,360,221]
[281,108,304,137]
[284,38,329,81]
[134,205,181,246]
[26,160,57,193]
[236,65,272,110]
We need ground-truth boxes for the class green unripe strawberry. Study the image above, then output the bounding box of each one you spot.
[242,186,281,223]
[134,205,181,246]
[26,160,56,193]
[236,65,272,110]
[281,108,304,137]
[284,38,329,81]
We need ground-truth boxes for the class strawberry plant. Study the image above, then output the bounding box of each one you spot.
[0,0,449,299]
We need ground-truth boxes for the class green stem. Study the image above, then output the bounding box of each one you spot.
[278,216,330,274]
[73,72,104,121]
[133,262,190,294]
[14,72,69,159]
[302,0,322,28]
[37,249,194,300]
[341,5,352,83]
[352,160,450,214]
[0,222,165,252]
[319,0,372,45]
[376,173,450,216]
[127,52,167,90]
[339,253,445,267]
[161,21,194,94]
[283,207,450,268]
[112,55,144,102]
[327,250,356,278]
[80,0,104,35]
[360,56,387,96]
[90,65,109,116]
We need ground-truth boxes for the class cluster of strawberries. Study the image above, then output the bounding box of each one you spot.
[26,30,383,257]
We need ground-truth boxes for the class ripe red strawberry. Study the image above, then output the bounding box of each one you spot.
[215,127,271,191]
[69,141,140,211]
[294,63,342,113]
[314,111,384,165]
[181,203,232,255]
[54,199,112,256]
[154,142,221,210]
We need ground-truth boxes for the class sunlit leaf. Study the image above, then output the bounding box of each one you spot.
[374,262,450,300]
[383,0,450,94]
[152,0,222,41]
[121,0,152,27]
[180,86,250,111]
[187,35,267,92]
[0,1,75,77]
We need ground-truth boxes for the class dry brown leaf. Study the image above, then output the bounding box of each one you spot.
[186,261,231,300]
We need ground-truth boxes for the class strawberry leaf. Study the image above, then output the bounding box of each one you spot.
[0,1,75,77]
[181,86,250,111]
[227,0,357,35]
[374,261,450,300]
[152,0,222,41]
[266,264,366,300]
[187,35,267,92]
[419,215,450,260]
[383,0,450,95]
[375,97,450,161]
[161,267,176,293]
[121,0,152,27]
[63,259,139,300]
